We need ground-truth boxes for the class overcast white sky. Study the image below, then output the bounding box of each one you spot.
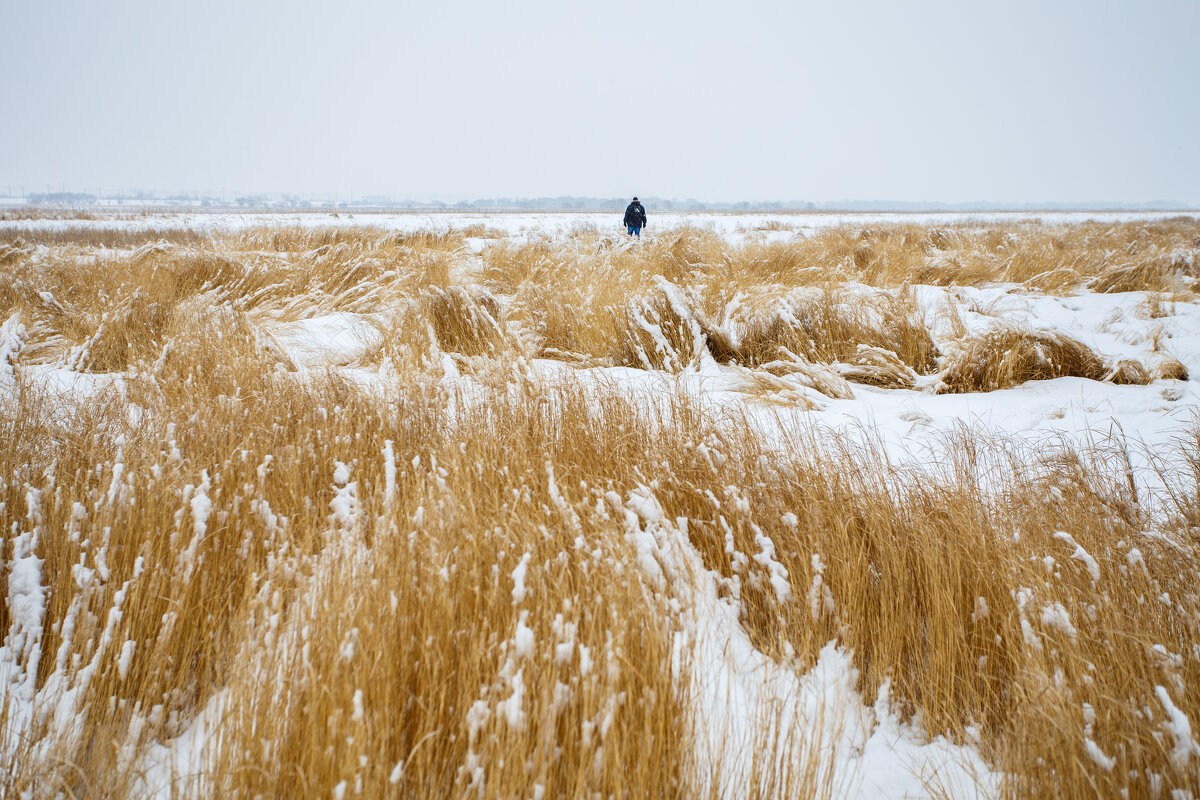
[2,0,1197,204]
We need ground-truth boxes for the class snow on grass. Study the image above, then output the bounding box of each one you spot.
[1,489,48,754]
[1052,531,1101,584]
[270,311,378,367]
[1039,603,1078,641]
[0,313,24,395]
[510,552,533,604]
[1155,686,1200,771]
[615,485,1000,798]
[3,211,1198,796]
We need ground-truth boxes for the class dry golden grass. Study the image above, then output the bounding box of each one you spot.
[1154,355,1190,382]
[4,216,1195,378]
[734,286,938,375]
[7,214,1198,293]
[1103,358,1153,385]
[667,424,1200,797]
[4,368,1198,797]
[685,218,1199,295]
[0,226,209,248]
[212,387,702,799]
[2,216,1199,798]
[835,345,919,389]
[0,369,705,798]
[454,222,508,239]
[486,237,942,381]
[0,228,463,370]
[938,327,1107,393]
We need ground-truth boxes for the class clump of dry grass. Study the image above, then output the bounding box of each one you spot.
[145,302,294,401]
[1140,292,1176,319]
[1091,258,1179,294]
[745,218,796,232]
[0,239,33,268]
[1153,354,1190,381]
[642,226,725,279]
[420,285,505,356]
[735,287,938,377]
[359,285,530,395]
[614,280,723,372]
[1102,358,1152,385]
[259,230,455,317]
[0,245,262,369]
[482,239,562,295]
[455,222,507,239]
[835,344,919,389]
[938,327,1107,393]
[752,348,856,399]
[729,366,824,408]
[64,291,175,372]
[1157,419,1200,544]
[486,240,673,367]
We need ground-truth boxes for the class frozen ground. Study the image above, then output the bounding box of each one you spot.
[4,210,1198,797]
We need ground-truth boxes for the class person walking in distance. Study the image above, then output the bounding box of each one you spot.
[624,196,647,237]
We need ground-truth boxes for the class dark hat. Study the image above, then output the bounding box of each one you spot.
[632,196,639,201]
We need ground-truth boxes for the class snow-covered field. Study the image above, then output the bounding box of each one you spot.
[2,211,1198,797]
[8,211,1198,489]
[3,207,1195,238]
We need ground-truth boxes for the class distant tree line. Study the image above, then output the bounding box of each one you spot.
[18,193,1190,212]
[27,192,98,205]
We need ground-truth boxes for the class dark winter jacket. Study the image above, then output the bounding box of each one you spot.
[623,202,647,229]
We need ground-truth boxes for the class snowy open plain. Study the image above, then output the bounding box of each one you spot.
[7,210,1198,491]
